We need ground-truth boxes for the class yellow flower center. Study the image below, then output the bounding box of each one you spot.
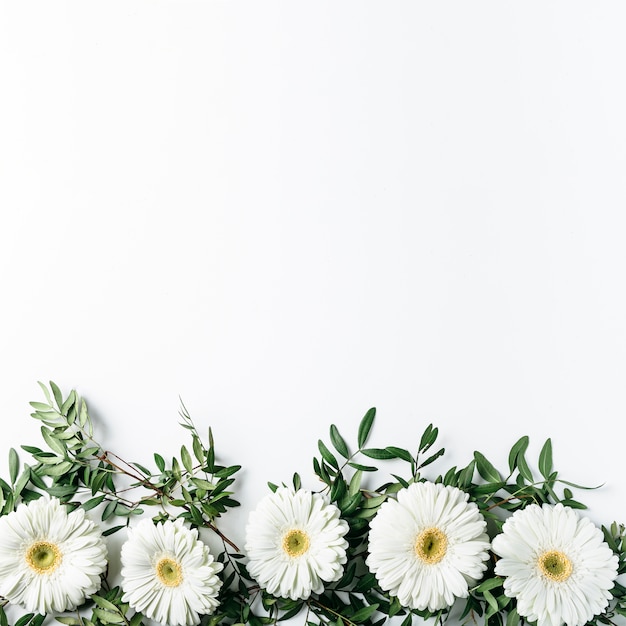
[415,527,448,564]
[156,557,183,587]
[282,529,310,557]
[538,550,572,582]
[26,541,62,574]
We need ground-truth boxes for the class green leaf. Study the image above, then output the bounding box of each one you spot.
[102,499,118,521]
[9,448,19,485]
[361,447,395,460]
[350,604,379,623]
[15,614,35,626]
[40,426,67,457]
[43,460,74,477]
[181,445,193,474]
[190,477,215,491]
[192,434,204,464]
[419,424,438,452]
[93,596,121,612]
[508,435,529,475]
[385,446,413,462]
[60,389,76,415]
[92,608,125,624]
[539,438,553,479]
[483,589,499,614]
[78,400,89,428]
[357,407,376,448]
[129,613,144,626]
[474,451,502,483]
[474,577,503,593]
[347,461,377,472]
[154,453,165,472]
[49,381,63,409]
[419,447,445,468]
[506,606,520,626]
[330,424,349,458]
[82,495,106,511]
[349,469,363,496]
[318,439,339,469]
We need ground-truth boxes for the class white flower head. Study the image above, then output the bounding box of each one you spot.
[245,487,350,600]
[0,496,107,614]
[366,481,490,611]
[492,503,618,626]
[121,518,223,626]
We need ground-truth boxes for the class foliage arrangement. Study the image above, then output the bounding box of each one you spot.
[0,382,625,626]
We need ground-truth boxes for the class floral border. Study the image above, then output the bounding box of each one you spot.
[0,382,624,626]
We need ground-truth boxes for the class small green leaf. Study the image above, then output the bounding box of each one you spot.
[190,477,215,491]
[181,445,193,474]
[56,618,82,626]
[483,589,499,614]
[508,435,529,475]
[93,595,121,612]
[78,400,89,428]
[539,438,553,479]
[361,447,395,460]
[102,500,117,521]
[357,408,376,448]
[330,424,349,458]
[419,424,438,452]
[385,446,413,462]
[347,461,377,472]
[350,604,379,623]
[49,381,63,409]
[318,440,339,469]
[40,426,66,457]
[474,577,503,593]
[154,453,165,472]
[419,447,445,468]
[192,435,204,464]
[474,451,502,483]
[9,448,19,485]
[43,460,74,477]
[82,495,106,511]
[349,469,363,496]
[506,606,520,626]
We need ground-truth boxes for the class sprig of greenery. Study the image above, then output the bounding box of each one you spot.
[0,384,624,626]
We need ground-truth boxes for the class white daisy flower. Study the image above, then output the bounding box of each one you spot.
[366,481,490,611]
[244,488,349,600]
[121,518,223,626]
[0,496,107,614]
[492,503,618,626]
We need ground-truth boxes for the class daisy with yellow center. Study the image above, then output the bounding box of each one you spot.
[120,518,223,626]
[493,503,618,626]
[0,497,107,614]
[245,488,349,600]
[366,481,490,611]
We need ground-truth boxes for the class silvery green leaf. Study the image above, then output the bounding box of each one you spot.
[9,448,18,485]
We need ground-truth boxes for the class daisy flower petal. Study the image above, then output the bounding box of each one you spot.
[121,519,223,626]
[492,503,618,626]
[366,481,490,611]
[245,488,349,600]
[0,497,107,614]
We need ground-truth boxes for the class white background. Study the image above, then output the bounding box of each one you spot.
[1,0,626,620]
